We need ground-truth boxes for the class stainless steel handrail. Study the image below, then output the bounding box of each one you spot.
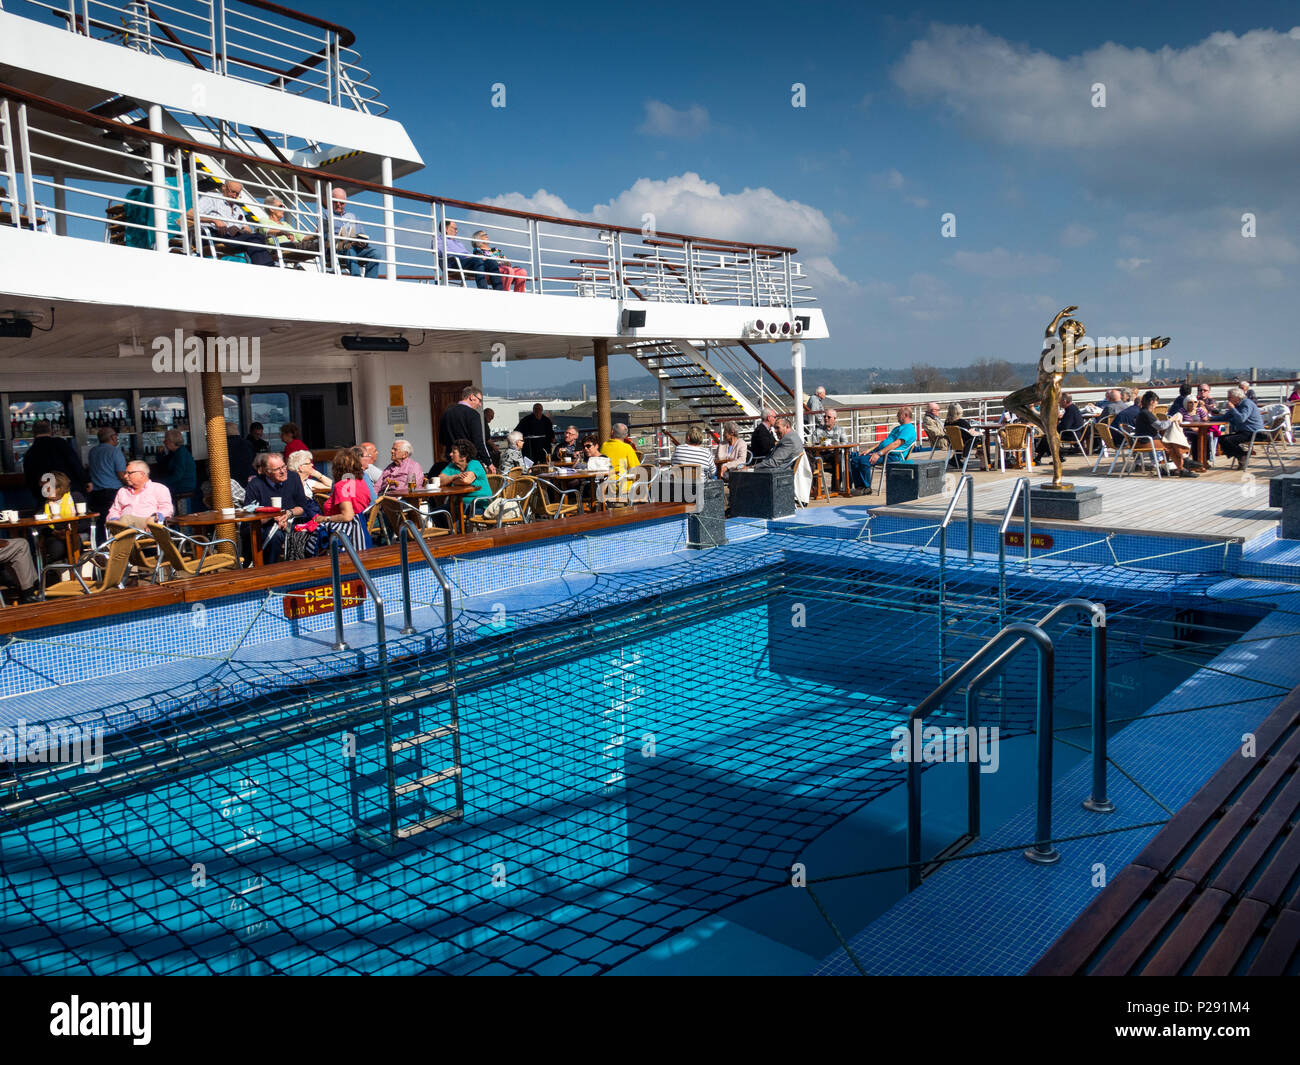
[396,517,464,825]
[906,621,1056,891]
[966,598,1111,830]
[936,473,974,679]
[997,476,1033,629]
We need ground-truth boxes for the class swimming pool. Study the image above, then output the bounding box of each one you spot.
[0,549,1266,975]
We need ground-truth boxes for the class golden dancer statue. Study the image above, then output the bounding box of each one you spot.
[1003,305,1171,489]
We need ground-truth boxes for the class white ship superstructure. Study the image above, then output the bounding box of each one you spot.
[0,0,826,471]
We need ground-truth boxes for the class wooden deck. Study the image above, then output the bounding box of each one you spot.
[1030,684,1300,976]
[820,447,1300,544]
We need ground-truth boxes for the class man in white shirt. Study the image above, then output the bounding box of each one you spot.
[193,180,274,265]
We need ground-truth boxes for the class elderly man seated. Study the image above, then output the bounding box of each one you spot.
[552,425,581,465]
[849,405,916,495]
[813,407,850,445]
[1214,387,1266,468]
[920,402,944,448]
[245,452,320,564]
[600,423,641,481]
[106,460,175,523]
[752,416,804,470]
[377,440,424,495]
[0,539,40,603]
[191,179,275,265]
[329,188,381,278]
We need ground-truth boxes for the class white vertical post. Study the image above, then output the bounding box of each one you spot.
[52,173,67,236]
[15,104,36,232]
[530,217,542,295]
[792,341,805,441]
[148,104,167,253]
[381,156,395,280]
[0,100,20,219]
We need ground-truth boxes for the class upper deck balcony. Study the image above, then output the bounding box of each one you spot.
[6,0,385,114]
[0,80,825,357]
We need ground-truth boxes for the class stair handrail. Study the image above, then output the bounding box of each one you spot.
[906,621,1056,890]
[997,475,1033,636]
[936,473,974,679]
[967,598,1111,817]
[737,340,796,398]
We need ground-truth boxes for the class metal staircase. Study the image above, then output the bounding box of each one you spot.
[630,339,795,425]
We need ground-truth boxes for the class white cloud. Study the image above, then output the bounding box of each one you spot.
[482,173,844,278]
[637,100,710,139]
[892,24,1300,203]
[884,168,905,190]
[1115,257,1151,272]
[947,247,1060,279]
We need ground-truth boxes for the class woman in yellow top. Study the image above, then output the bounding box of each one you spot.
[599,422,641,490]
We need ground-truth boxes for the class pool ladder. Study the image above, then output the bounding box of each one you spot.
[905,597,1111,891]
[328,525,464,846]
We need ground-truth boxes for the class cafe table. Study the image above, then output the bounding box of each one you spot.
[1181,423,1218,468]
[0,512,98,587]
[174,509,273,566]
[536,468,606,512]
[396,484,476,534]
[804,442,855,497]
[967,420,1037,472]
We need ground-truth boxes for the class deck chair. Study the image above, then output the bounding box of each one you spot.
[42,528,141,598]
[469,475,539,528]
[1125,432,1168,477]
[379,496,454,540]
[1243,417,1286,471]
[532,475,582,520]
[147,522,238,581]
[998,423,1033,470]
[1091,423,1127,475]
[944,425,980,473]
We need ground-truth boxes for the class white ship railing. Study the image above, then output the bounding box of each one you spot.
[0,81,814,310]
[12,0,385,114]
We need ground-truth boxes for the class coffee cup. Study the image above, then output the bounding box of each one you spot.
[2,510,15,522]
[270,496,282,509]
[75,502,87,516]
[221,507,236,518]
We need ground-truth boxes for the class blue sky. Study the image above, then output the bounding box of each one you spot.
[313,1,1300,389]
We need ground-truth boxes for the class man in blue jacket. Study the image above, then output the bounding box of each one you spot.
[244,452,320,564]
[1214,388,1266,467]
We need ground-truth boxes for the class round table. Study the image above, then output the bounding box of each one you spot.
[1181,423,1220,467]
[0,513,97,587]
[174,509,274,566]
[804,443,855,497]
[396,485,477,534]
[536,469,606,511]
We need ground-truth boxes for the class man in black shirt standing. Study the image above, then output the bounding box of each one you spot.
[23,419,90,505]
[514,403,555,464]
[750,408,778,461]
[438,385,495,473]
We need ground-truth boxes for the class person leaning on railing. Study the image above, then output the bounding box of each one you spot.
[849,405,916,495]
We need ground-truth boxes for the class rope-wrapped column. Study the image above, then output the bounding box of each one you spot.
[202,368,236,557]
[594,337,611,444]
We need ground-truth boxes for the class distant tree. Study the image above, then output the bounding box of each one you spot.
[960,358,1019,391]
[1063,372,1090,387]
[909,363,949,393]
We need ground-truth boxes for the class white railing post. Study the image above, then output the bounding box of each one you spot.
[172,150,190,255]
[189,150,202,256]
[530,217,542,295]
[148,104,168,253]
[381,156,395,280]
[783,253,794,308]
[750,250,759,306]
[325,181,339,274]
[684,240,696,304]
[0,100,19,221]
[430,201,441,282]
[15,103,37,232]
[215,0,227,75]
[614,231,626,301]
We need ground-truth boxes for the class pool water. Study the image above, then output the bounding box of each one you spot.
[0,567,1256,975]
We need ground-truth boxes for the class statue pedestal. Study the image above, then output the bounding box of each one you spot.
[1012,483,1103,521]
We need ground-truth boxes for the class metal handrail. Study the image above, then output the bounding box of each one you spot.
[906,621,1057,891]
[997,477,1032,624]
[396,518,464,828]
[936,473,974,679]
[967,598,1111,823]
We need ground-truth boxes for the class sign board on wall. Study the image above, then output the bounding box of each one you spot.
[387,406,408,424]
[389,385,404,406]
[1003,531,1054,550]
[283,579,367,619]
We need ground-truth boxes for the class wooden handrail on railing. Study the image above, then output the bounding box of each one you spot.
[0,80,798,256]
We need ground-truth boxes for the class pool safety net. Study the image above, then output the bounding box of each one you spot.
[0,523,1280,974]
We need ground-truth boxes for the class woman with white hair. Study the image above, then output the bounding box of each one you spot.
[287,448,332,496]
[498,430,532,476]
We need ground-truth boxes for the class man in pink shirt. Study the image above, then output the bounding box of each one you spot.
[106,461,175,522]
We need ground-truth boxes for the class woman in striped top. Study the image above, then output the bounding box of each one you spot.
[671,425,718,477]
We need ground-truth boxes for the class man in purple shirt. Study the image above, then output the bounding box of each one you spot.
[106,461,175,522]
[376,440,425,495]
[434,219,503,290]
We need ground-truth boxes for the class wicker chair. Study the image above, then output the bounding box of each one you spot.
[468,475,538,528]
[146,522,239,581]
[43,528,141,597]
[997,423,1033,470]
[533,475,582,519]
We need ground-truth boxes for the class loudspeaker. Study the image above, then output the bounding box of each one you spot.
[622,309,647,329]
